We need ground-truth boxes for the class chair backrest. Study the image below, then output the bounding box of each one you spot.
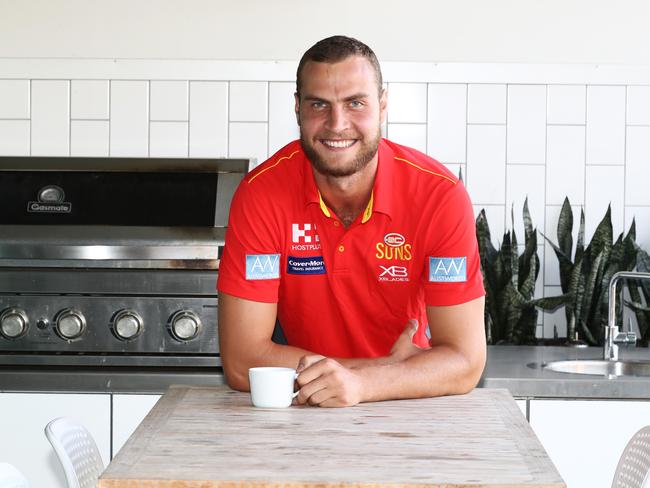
[44,417,104,488]
[612,425,650,488]
[0,462,30,488]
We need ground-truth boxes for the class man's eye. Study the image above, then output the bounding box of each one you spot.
[312,102,327,109]
[349,100,363,108]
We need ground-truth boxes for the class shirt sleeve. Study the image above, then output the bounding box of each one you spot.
[217,178,282,303]
[422,180,485,306]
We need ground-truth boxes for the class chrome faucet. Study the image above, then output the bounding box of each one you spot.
[605,271,650,360]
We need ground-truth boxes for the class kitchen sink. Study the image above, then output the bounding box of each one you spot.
[542,359,650,377]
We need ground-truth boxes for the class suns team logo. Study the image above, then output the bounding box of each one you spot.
[375,232,412,261]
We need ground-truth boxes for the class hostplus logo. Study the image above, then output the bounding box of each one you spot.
[291,223,321,251]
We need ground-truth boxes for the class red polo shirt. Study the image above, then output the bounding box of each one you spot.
[217,139,484,358]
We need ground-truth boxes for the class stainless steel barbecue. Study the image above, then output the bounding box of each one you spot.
[0,156,248,370]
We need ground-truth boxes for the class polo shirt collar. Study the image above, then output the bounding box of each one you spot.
[302,139,395,223]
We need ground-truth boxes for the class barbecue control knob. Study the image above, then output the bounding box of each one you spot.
[55,308,86,340]
[169,310,201,342]
[113,309,143,340]
[0,308,29,339]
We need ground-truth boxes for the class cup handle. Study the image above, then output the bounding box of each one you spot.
[292,371,300,398]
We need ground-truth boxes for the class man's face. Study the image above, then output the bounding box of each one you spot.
[295,56,387,178]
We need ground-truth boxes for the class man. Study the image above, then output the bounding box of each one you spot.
[217,35,486,407]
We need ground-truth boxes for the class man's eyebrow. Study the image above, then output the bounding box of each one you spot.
[302,93,370,102]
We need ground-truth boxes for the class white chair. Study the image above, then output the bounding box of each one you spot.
[0,462,30,488]
[612,425,650,488]
[44,417,104,488]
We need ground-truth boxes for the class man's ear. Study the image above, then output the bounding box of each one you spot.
[379,88,387,125]
[294,92,301,126]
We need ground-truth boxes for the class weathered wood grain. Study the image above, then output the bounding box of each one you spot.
[99,386,565,488]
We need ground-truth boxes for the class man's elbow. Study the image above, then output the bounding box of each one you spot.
[454,348,486,395]
[222,360,251,392]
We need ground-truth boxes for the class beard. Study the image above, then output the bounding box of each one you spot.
[300,128,382,178]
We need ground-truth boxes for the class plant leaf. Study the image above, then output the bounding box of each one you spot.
[557,197,574,259]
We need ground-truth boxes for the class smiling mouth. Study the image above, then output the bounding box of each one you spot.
[321,139,356,149]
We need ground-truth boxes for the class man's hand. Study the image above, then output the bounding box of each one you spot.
[295,355,364,407]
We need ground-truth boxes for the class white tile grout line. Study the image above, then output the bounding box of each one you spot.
[68,79,72,156]
[623,86,628,229]
[108,80,112,157]
[186,81,190,158]
[28,79,32,156]
[148,80,152,157]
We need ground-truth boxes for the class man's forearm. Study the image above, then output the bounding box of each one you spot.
[353,344,485,402]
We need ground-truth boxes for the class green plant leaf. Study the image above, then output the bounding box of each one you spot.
[523,196,534,242]
[575,208,586,264]
[587,204,613,263]
[557,197,574,259]
[533,294,570,311]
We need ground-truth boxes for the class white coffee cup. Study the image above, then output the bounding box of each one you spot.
[248,367,299,408]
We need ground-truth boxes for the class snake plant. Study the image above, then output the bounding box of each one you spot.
[476,199,564,345]
[542,197,638,346]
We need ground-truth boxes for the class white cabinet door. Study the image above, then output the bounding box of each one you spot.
[0,393,110,488]
[112,394,161,457]
[530,399,650,488]
[515,399,528,420]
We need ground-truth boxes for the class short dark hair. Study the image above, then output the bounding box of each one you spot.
[296,35,383,98]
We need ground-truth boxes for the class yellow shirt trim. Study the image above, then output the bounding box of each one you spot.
[317,191,374,223]
[393,156,457,184]
[361,191,374,224]
[248,150,300,184]
[318,191,331,218]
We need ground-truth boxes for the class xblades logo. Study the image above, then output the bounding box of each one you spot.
[378,265,409,282]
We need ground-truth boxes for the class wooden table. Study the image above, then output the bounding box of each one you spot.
[99,385,565,488]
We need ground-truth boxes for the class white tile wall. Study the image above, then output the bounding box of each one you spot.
[0,80,29,118]
[150,81,188,121]
[229,82,268,122]
[505,164,545,241]
[386,123,427,154]
[268,82,299,156]
[625,126,650,206]
[586,85,626,165]
[627,86,650,125]
[228,122,268,167]
[31,80,69,156]
[466,124,506,204]
[547,85,585,125]
[189,81,228,158]
[0,120,30,155]
[71,80,109,120]
[110,81,149,157]
[507,85,546,164]
[387,83,427,123]
[3,61,650,340]
[585,165,625,241]
[150,121,188,157]
[427,84,466,164]
[70,120,109,156]
[546,125,585,205]
[467,84,506,124]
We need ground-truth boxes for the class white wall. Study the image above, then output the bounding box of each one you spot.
[2,1,650,340]
[1,0,650,64]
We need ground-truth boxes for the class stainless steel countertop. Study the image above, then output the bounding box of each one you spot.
[480,345,650,399]
[1,345,649,397]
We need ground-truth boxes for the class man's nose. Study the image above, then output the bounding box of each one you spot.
[326,105,348,133]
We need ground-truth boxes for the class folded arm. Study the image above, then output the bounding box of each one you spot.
[219,292,486,404]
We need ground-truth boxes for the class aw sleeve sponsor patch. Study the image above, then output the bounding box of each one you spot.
[428,257,466,282]
[245,254,281,280]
